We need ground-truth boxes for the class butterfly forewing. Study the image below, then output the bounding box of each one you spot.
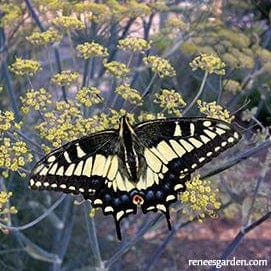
[30,116,241,240]
[135,118,240,176]
[30,130,119,192]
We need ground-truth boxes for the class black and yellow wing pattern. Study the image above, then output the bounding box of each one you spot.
[29,116,241,239]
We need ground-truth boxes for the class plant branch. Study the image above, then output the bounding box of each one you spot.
[0,194,66,231]
[202,139,271,179]
[182,70,209,116]
[210,211,271,271]
[83,204,102,268]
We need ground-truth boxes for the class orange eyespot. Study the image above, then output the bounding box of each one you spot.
[132,194,144,205]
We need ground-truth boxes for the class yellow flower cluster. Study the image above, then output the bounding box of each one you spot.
[0,111,15,133]
[148,1,168,12]
[165,17,186,31]
[190,53,226,75]
[26,29,63,46]
[76,42,109,59]
[108,0,128,19]
[32,0,64,10]
[126,1,151,18]
[52,16,85,30]
[118,37,151,53]
[51,70,79,86]
[74,2,111,23]
[35,101,87,148]
[104,109,135,129]
[154,89,186,117]
[92,109,135,131]
[137,112,166,122]
[0,137,33,172]
[76,87,103,107]
[223,79,242,94]
[35,104,136,150]
[104,61,130,78]
[0,191,17,224]
[0,3,22,26]
[115,84,143,105]
[180,175,221,222]
[20,88,52,114]
[197,100,234,122]
[9,58,42,76]
[143,56,176,78]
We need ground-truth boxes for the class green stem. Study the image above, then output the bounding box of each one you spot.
[203,139,271,179]
[210,210,271,271]
[0,194,66,231]
[130,73,157,113]
[81,59,90,88]
[142,74,157,99]
[1,59,21,121]
[83,204,102,268]
[182,70,209,116]
[67,30,77,71]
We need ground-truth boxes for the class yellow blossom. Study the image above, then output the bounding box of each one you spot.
[148,1,169,12]
[76,42,109,59]
[143,55,176,78]
[35,104,135,149]
[154,89,186,117]
[104,61,130,78]
[74,3,111,23]
[0,4,22,26]
[9,58,42,77]
[107,0,128,19]
[190,53,226,75]
[164,17,186,35]
[115,84,143,105]
[51,70,79,86]
[0,191,17,226]
[223,79,242,94]
[26,29,63,46]
[126,1,151,18]
[52,16,85,31]
[102,109,135,130]
[137,112,166,122]
[0,110,15,132]
[118,37,151,53]
[166,17,186,30]
[197,100,234,122]
[76,87,103,107]
[180,175,221,222]
[35,100,85,148]
[20,88,52,114]
[0,137,33,173]
[32,0,64,10]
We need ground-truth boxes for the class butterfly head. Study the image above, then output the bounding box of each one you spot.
[119,115,135,138]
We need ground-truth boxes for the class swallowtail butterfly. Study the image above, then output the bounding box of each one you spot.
[29,116,240,239]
